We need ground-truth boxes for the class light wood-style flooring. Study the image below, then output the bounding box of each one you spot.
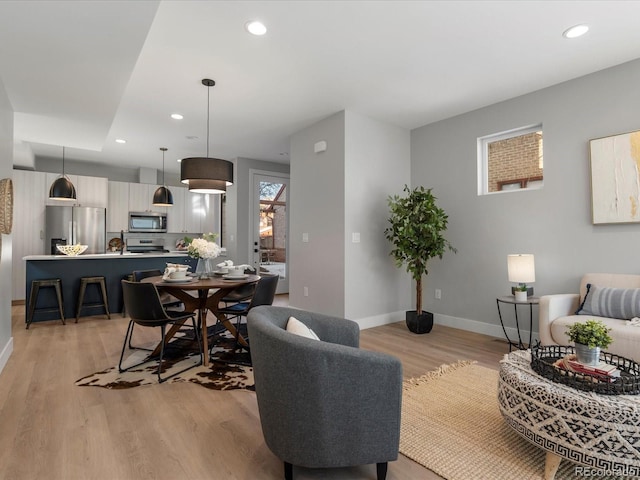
[0,298,509,480]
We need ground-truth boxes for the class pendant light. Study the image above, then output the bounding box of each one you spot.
[180,78,233,194]
[152,147,174,206]
[49,146,77,201]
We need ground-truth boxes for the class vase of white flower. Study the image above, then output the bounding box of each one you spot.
[185,233,221,279]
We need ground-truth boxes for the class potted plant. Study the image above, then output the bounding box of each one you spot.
[385,185,456,334]
[514,284,528,302]
[565,319,613,366]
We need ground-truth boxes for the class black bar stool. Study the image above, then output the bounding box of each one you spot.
[76,276,111,322]
[26,278,65,329]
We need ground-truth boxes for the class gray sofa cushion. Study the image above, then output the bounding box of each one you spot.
[576,283,640,320]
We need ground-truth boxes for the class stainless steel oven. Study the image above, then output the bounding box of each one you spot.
[128,212,167,233]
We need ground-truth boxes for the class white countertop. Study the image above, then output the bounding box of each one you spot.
[24,252,190,261]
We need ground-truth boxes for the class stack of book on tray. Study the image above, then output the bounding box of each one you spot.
[553,354,621,383]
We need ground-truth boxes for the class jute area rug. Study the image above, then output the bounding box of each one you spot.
[400,361,621,480]
[75,326,254,391]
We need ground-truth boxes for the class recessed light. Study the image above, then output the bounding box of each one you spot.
[177,158,182,163]
[563,24,589,39]
[171,113,184,120]
[245,20,267,36]
[115,138,126,144]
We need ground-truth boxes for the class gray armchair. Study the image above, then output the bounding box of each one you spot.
[247,306,403,480]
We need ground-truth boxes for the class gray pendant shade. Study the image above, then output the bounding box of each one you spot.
[187,178,228,194]
[49,146,77,201]
[49,176,77,201]
[180,157,233,193]
[179,79,233,194]
[153,147,173,206]
[152,186,174,206]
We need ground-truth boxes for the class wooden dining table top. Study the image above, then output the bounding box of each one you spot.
[142,274,260,366]
[150,274,261,290]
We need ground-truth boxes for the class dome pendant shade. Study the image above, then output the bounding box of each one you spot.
[152,186,174,206]
[49,176,77,201]
[187,178,228,194]
[49,146,76,201]
[152,146,173,206]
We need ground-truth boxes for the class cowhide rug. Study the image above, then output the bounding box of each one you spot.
[75,325,254,391]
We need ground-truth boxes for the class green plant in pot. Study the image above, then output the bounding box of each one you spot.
[385,185,456,334]
[565,319,613,366]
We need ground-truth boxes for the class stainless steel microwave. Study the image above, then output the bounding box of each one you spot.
[128,211,167,233]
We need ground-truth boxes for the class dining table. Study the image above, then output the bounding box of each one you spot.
[142,274,260,366]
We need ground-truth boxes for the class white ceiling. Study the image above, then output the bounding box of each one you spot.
[1,0,640,176]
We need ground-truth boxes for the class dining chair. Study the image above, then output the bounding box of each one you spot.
[214,274,279,351]
[119,280,203,383]
[132,269,183,310]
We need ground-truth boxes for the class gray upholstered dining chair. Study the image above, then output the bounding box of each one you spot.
[247,306,403,480]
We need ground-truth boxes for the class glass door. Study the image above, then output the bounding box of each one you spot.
[251,172,289,294]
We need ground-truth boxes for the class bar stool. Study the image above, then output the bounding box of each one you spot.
[26,278,65,329]
[76,276,111,323]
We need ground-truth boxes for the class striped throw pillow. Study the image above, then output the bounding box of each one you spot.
[576,283,640,320]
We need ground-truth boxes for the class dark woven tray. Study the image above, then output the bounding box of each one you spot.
[530,344,640,395]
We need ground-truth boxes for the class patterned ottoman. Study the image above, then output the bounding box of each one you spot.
[498,350,640,480]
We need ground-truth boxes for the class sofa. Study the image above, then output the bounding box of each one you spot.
[247,305,403,480]
[539,273,640,362]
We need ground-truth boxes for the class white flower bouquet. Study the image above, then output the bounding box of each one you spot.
[186,233,221,259]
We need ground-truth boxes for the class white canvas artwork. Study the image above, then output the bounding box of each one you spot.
[590,130,640,224]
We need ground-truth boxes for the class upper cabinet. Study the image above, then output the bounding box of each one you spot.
[107,181,129,232]
[166,186,203,233]
[45,173,107,208]
[128,183,166,214]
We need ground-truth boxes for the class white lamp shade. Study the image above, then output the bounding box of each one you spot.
[507,254,535,283]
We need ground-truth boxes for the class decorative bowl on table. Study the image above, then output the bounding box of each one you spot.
[56,244,88,256]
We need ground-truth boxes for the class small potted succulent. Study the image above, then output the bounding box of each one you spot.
[565,319,613,365]
[514,284,529,302]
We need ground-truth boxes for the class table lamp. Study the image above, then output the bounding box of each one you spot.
[507,254,535,297]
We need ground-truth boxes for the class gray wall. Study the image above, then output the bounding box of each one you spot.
[290,112,347,316]
[344,111,410,321]
[290,110,411,323]
[0,78,13,373]
[411,58,640,339]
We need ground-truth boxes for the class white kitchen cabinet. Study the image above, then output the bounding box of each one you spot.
[166,186,204,234]
[45,173,107,207]
[128,183,166,214]
[200,193,221,236]
[107,181,129,232]
[77,175,108,208]
[13,169,47,300]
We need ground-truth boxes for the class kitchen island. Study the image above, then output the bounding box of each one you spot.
[24,253,198,325]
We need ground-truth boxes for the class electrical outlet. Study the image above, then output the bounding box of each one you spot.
[304,286,309,297]
[435,289,442,300]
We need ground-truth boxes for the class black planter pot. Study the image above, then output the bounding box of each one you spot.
[405,311,434,334]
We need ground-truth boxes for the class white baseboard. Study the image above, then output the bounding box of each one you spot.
[356,311,404,329]
[0,336,14,376]
[356,310,540,345]
[435,313,540,345]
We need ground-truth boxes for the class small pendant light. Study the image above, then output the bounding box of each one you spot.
[49,146,77,201]
[153,147,174,206]
[180,78,233,194]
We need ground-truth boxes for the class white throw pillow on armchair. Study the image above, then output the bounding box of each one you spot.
[286,316,320,340]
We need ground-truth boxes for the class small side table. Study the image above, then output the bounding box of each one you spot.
[496,295,539,351]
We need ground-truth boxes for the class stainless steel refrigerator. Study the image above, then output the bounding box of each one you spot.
[45,206,106,254]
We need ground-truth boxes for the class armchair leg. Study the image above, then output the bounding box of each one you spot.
[376,462,388,480]
[284,461,293,480]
